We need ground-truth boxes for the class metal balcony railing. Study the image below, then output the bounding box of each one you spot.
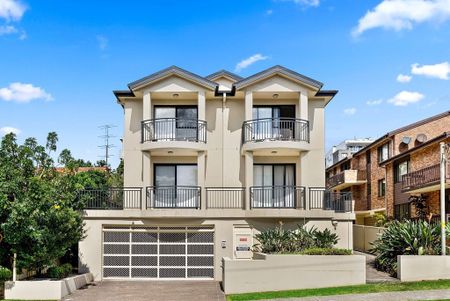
[146,186,201,209]
[250,186,305,209]
[308,187,353,212]
[206,187,245,209]
[77,187,142,209]
[242,118,309,144]
[141,118,207,143]
[402,163,449,192]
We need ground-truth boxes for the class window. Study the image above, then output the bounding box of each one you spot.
[394,203,410,220]
[377,142,390,162]
[340,161,351,172]
[252,106,296,140]
[378,179,386,197]
[154,106,198,141]
[253,164,295,207]
[395,160,409,183]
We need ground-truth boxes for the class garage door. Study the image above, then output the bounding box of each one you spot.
[102,226,214,279]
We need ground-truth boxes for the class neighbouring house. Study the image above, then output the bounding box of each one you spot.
[326,111,450,225]
[325,138,375,168]
[78,65,354,281]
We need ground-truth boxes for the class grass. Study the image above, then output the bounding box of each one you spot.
[227,279,450,301]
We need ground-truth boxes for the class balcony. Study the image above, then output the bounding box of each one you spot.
[402,163,450,193]
[80,187,353,215]
[326,170,367,190]
[242,118,310,154]
[141,118,207,153]
[250,186,305,209]
[146,186,201,209]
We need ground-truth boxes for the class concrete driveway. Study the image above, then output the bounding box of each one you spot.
[62,280,225,301]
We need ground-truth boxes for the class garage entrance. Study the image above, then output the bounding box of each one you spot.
[102,226,214,279]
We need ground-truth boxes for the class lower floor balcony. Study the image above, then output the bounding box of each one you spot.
[78,186,353,214]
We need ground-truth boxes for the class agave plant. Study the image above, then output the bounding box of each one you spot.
[314,228,339,249]
[254,225,295,253]
[371,220,446,276]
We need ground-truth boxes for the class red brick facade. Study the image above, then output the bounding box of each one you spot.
[326,111,450,225]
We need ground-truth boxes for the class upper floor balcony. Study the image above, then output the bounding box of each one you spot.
[326,169,367,190]
[79,186,353,218]
[241,117,310,153]
[141,117,207,153]
[401,163,450,193]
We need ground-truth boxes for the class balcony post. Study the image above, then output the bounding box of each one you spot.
[244,151,253,210]
[143,90,152,120]
[142,151,151,210]
[244,91,253,121]
[198,90,206,121]
[198,151,206,210]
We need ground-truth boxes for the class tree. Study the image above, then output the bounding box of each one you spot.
[0,133,84,272]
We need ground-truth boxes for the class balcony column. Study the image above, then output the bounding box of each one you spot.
[298,90,308,121]
[244,151,253,210]
[198,90,206,120]
[143,90,152,120]
[142,151,152,210]
[244,91,253,121]
[198,151,206,210]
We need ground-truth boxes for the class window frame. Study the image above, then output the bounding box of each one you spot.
[378,178,386,197]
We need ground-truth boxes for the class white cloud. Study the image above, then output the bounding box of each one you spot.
[411,61,450,80]
[0,126,21,136]
[396,73,412,83]
[0,82,53,103]
[387,90,424,106]
[234,54,268,72]
[0,24,17,34]
[265,9,273,15]
[366,99,383,106]
[343,108,357,115]
[97,35,108,50]
[352,0,450,36]
[0,0,26,22]
[283,0,320,7]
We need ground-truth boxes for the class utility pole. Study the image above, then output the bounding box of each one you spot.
[98,124,116,167]
[440,142,449,255]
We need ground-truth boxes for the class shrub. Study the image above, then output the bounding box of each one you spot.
[254,225,339,254]
[313,228,339,249]
[371,220,446,276]
[0,266,12,281]
[301,248,352,255]
[47,263,72,279]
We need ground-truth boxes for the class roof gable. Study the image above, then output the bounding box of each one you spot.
[205,70,243,82]
[234,65,323,90]
[128,66,217,91]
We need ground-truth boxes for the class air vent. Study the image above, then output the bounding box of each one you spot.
[401,136,411,144]
[416,133,427,144]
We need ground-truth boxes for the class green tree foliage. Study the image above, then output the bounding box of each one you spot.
[0,133,84,272]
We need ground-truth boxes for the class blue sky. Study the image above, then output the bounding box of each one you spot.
[0,0,449,168]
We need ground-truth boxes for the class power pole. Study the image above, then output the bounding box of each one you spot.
[98,124,116,167]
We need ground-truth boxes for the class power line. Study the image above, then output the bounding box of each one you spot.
[98,124,117,167]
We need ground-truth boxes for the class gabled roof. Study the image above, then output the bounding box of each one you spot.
[128,65,218,91]
[234,65,324,90]
[205,70,243,81]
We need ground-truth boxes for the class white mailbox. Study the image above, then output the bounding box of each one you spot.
[233,226,253,259]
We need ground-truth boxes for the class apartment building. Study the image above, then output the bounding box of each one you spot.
[78,65,354,281]
[325,138,374,168]
[326,111,450,225]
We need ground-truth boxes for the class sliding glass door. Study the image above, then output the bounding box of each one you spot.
[253,164,295,207]
[154,106,198,141]
[252,106,295,140]
[154,164,198,208]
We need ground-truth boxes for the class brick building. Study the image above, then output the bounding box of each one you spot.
[326,110,450,225]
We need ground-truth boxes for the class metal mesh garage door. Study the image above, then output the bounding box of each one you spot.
[102,226,214,279]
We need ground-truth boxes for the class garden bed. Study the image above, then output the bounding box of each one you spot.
[222,253,365,294]
[4,273,93,300]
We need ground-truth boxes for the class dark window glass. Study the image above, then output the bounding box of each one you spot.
[378,179,386,197]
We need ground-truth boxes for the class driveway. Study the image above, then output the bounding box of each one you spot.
[62,280,225,301]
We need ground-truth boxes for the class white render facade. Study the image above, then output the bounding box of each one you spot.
[79,66,355,281]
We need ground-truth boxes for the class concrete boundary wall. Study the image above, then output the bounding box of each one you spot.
[222,253,365,294]
[353,224,385,252]
[398,256,450,282]
[5,273,93,300]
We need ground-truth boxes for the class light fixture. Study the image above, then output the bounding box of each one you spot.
[271,150,277,154]
[168,150,174,154]
[272,93,279,99]
[172,93,179,98]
